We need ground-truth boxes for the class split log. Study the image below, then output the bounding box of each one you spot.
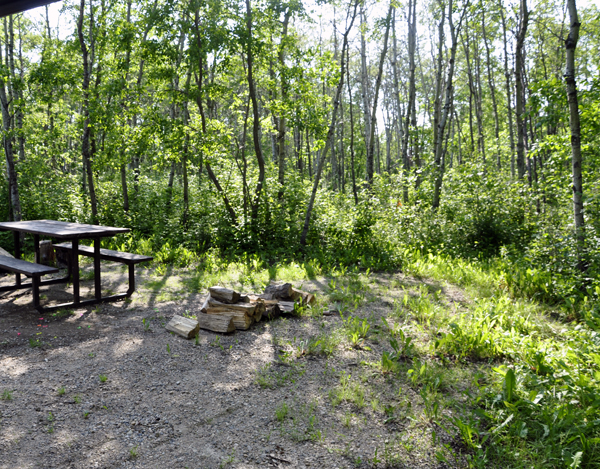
[262,304,281,320]
[202,297,256,315]
[226,311,253,330]
[278,301,296,314]
[201,297,255,330]
[209,286,240,304]
[264,282,293,299]
[290,287,315,305]
[196,313,235,333]
[165,315,200,339]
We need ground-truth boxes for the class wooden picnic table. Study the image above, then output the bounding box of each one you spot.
[0,220,151,312]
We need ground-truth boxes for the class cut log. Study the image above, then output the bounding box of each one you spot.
[290,287,315,305]
[262,304,281,320]
[209,286,240,304]
[196,312,235,333]
[278,301,296,314]
[264,282,293,299]
[202,297,256,315]
[219,311,253,330]
[165,315,200,339]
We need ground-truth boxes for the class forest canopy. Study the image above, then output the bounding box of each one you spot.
[1,0,599,311]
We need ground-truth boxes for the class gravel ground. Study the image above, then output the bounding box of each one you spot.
[1,264,458,469]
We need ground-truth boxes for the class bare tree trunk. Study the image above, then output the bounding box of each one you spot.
[500,3,516,177]
[366,3,393,184]
[77,0,98,223]
[300,0,359,245]
[346,45,359,205]
[276,8,291,200]
[432,0,464,210]
[515,0,529,180]
[481,2,500,168]
[245,0,267,225]
[402,0,416,203]
[359,6,371,178]
[565,0,585,270]
[0,45,20,221]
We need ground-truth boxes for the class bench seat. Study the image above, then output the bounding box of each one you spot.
[53,243,153,265]
[0,255,59,276]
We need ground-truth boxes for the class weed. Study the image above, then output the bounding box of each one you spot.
[88,352,95,358]
[129,445,139,459]
[210,336,223,351]
[57,386,66,396]
[99,374,108,383]
[47,412,54,423]
[275,402,289,422]
[219,450,235,468]
[142,318,152,332]
[83,411,90,419]
[29,338,42,348]
[1,389,13,401]
[330,373,366,408]
[255,362,306,389]
[166,343,171,354]
[73,395,81,404]
[195,333,200,346]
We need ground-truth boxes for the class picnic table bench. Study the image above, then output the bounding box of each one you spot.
[0,220,152,312]
[53,243,152,297]
[0,255,59,309]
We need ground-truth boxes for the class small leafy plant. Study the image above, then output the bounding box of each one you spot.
[99,374,108,383]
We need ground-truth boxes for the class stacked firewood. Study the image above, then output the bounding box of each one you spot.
[166,283,315,338]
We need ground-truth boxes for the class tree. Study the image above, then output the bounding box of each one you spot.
[564,0,585,270]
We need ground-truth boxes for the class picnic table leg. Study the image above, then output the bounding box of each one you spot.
[34,234,40,264]
[13,231,21,287]
[32,276,41,310]
[127,264,135,297]
[72,239,80,305]
[94,237,101,300]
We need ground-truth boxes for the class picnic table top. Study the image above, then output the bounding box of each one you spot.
[0,220,130,239]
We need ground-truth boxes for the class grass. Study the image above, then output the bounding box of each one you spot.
[57,386,66,396]
[129,445,139,459]
[1,389,13,400]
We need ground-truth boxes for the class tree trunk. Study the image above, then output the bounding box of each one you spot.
[359,6,371,180]
[500,3,516,177]
[402,0,416,203]
[565,0,585,270]
[432,0,464,210]
[277,8,291,200]
[346,45,359,205]
[481,2,500,168]
[300,0,359,245]
[77,0,98,224]
[0,47,21,221]
[245,0,267,225]
[515,0,529,180]
[366,3,393,184]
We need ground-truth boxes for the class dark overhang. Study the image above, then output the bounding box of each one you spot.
[0,0,62,18]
